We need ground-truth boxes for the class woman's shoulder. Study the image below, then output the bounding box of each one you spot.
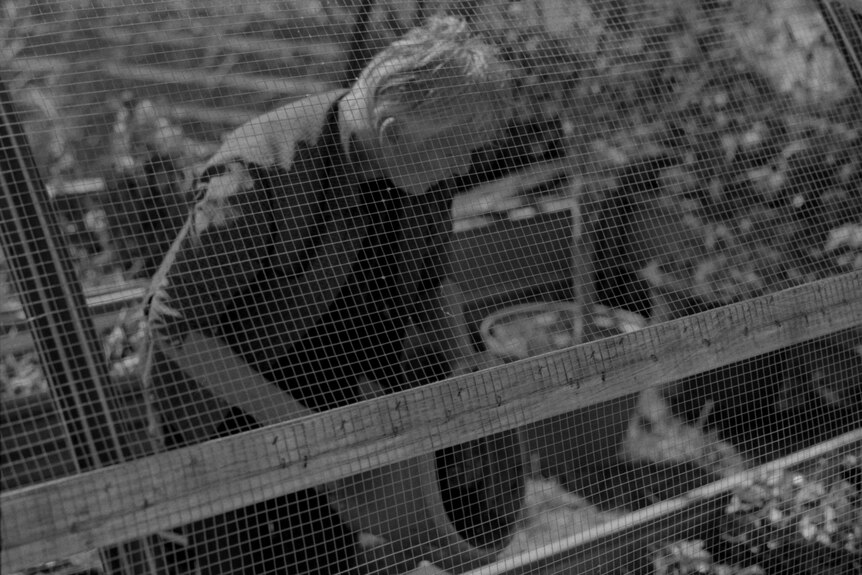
[205,89,348,171]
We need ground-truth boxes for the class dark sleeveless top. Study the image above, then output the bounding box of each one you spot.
[151,91,454,412]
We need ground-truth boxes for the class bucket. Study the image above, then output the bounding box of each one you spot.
[328,429,526,572]
[480,301,584,362]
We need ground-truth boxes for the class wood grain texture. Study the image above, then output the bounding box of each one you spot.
[2,270,860,572]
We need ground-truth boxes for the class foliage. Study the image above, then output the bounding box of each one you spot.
[647,450,862,575]
[725,453,862,557]
[559,0,862,316]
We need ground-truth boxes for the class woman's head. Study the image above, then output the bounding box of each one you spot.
[343,16,512,194]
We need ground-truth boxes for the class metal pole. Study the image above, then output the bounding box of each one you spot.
[0,77,135,571]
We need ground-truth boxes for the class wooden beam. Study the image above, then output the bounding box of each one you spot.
[2,271,859,572]
[10,56,333,97]
[161,103,257,127]
[99,26,343,65]
[1,283,147,355]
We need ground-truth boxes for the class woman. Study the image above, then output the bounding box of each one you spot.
[145,16,512,574]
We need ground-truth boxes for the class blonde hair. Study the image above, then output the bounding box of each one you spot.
[357,16,511,135]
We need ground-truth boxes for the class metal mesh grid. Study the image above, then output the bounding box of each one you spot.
[1,0,860,574]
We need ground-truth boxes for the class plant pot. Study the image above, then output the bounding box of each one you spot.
[480,301,584,362]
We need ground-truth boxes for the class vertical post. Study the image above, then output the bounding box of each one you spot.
[0,79,134,570]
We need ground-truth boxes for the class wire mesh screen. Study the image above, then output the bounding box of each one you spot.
[1,0,861,574]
